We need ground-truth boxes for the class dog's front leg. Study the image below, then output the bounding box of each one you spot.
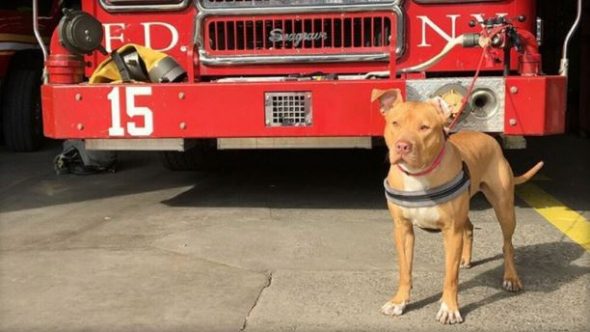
[381,215,414,317]
[437,223,464,324]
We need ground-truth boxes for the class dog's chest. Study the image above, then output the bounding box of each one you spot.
[400,174,441,229]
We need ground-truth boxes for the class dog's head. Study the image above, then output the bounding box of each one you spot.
[371,88,451,170]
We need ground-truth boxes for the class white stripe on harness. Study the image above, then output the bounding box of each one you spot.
[384,164,471,208]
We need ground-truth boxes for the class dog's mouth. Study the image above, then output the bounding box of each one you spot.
[390,154,420,167]
[389,155,403,165]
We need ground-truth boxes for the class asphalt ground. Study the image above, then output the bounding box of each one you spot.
[0,135,589,332]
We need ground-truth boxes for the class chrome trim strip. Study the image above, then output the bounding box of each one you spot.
[195,0,406,66]
[200,0,401,10]
[200,52,390,66]
[99,0,191,12]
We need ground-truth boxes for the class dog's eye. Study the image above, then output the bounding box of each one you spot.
[420,125,430,131]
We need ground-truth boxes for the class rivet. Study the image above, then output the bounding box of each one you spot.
[509,118,517,126]
[179,122,187,130]
[75,93,82,101]
[180,46,188,52]
[178,92,185,100]
[77,123,84,130]
[510,86,519,94]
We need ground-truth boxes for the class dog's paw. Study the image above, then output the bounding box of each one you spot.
[381,300,408,316]
[460,260,472,269]
[435,302,463,325]
[502,277,523,292]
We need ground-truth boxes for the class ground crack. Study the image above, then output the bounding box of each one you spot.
[241,271,273,332]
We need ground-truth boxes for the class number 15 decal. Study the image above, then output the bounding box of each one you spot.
[108,86,154,136]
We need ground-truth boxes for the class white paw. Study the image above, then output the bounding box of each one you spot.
[460,261,472,269]
[502,279,522,292]
[381,300,407,316]
[435,302,463,324]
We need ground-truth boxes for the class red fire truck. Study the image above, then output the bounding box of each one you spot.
[0,1,62,152]
[39,0,580,170]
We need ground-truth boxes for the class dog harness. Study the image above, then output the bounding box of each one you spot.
[384,163,471,208]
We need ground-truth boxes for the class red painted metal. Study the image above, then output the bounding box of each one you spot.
[82,0,196,78]
[401,0,535,73]
[83,0,536,77]
[46,29,85,84]
[504,76,567,135]
[516,29,541,76]
[42,75,566,139]
[43,80,403,139]
[40,0,565,142]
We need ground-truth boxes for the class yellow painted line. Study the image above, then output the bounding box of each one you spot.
[517,183,590,251]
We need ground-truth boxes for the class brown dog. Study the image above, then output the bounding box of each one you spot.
[372,88,543,324]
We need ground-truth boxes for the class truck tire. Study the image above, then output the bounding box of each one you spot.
[1,52,44,152]
[159,140,218,171]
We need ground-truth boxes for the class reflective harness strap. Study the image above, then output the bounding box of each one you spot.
[384,163,471,208]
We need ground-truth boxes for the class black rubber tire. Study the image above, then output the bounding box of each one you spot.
[1,52,44,152]
[159,140,218,171]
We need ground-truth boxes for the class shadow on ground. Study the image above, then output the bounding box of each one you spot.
[1,135,589,212]
[408,241,590,318]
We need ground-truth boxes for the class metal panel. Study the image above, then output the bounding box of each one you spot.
[406,77,505,132]
[504,76,566,135]
[217,137,372,149]
[85,138,195,151]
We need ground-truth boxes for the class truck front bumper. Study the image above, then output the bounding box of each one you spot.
[42,76,566,140]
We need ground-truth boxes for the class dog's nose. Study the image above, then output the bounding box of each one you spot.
[395,140,412,154]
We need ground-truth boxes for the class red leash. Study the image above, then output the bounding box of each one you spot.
[447,47,487,130]
[448,25,505,130]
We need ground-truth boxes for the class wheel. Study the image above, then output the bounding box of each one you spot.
[1,51,44,152]
[159,139,218,171]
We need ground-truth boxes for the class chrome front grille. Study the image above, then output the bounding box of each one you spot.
[195,0,406,65]
[207,15,391,52]
[265,92,312,127]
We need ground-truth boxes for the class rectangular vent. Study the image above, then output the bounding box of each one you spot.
[265,92,312,127]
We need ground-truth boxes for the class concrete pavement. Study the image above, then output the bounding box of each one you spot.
[0,136,589,331]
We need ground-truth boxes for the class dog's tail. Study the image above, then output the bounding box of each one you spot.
[514,161,544,185]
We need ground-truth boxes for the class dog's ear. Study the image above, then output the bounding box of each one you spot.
[427,96,453,122]
[371,88,403,115]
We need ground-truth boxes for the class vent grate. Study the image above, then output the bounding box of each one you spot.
[207,14,391,53]
[265,92,312,127]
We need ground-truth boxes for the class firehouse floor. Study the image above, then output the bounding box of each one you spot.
[0,135,589,332]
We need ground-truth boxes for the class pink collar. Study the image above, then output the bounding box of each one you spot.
[397,145,446,177]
